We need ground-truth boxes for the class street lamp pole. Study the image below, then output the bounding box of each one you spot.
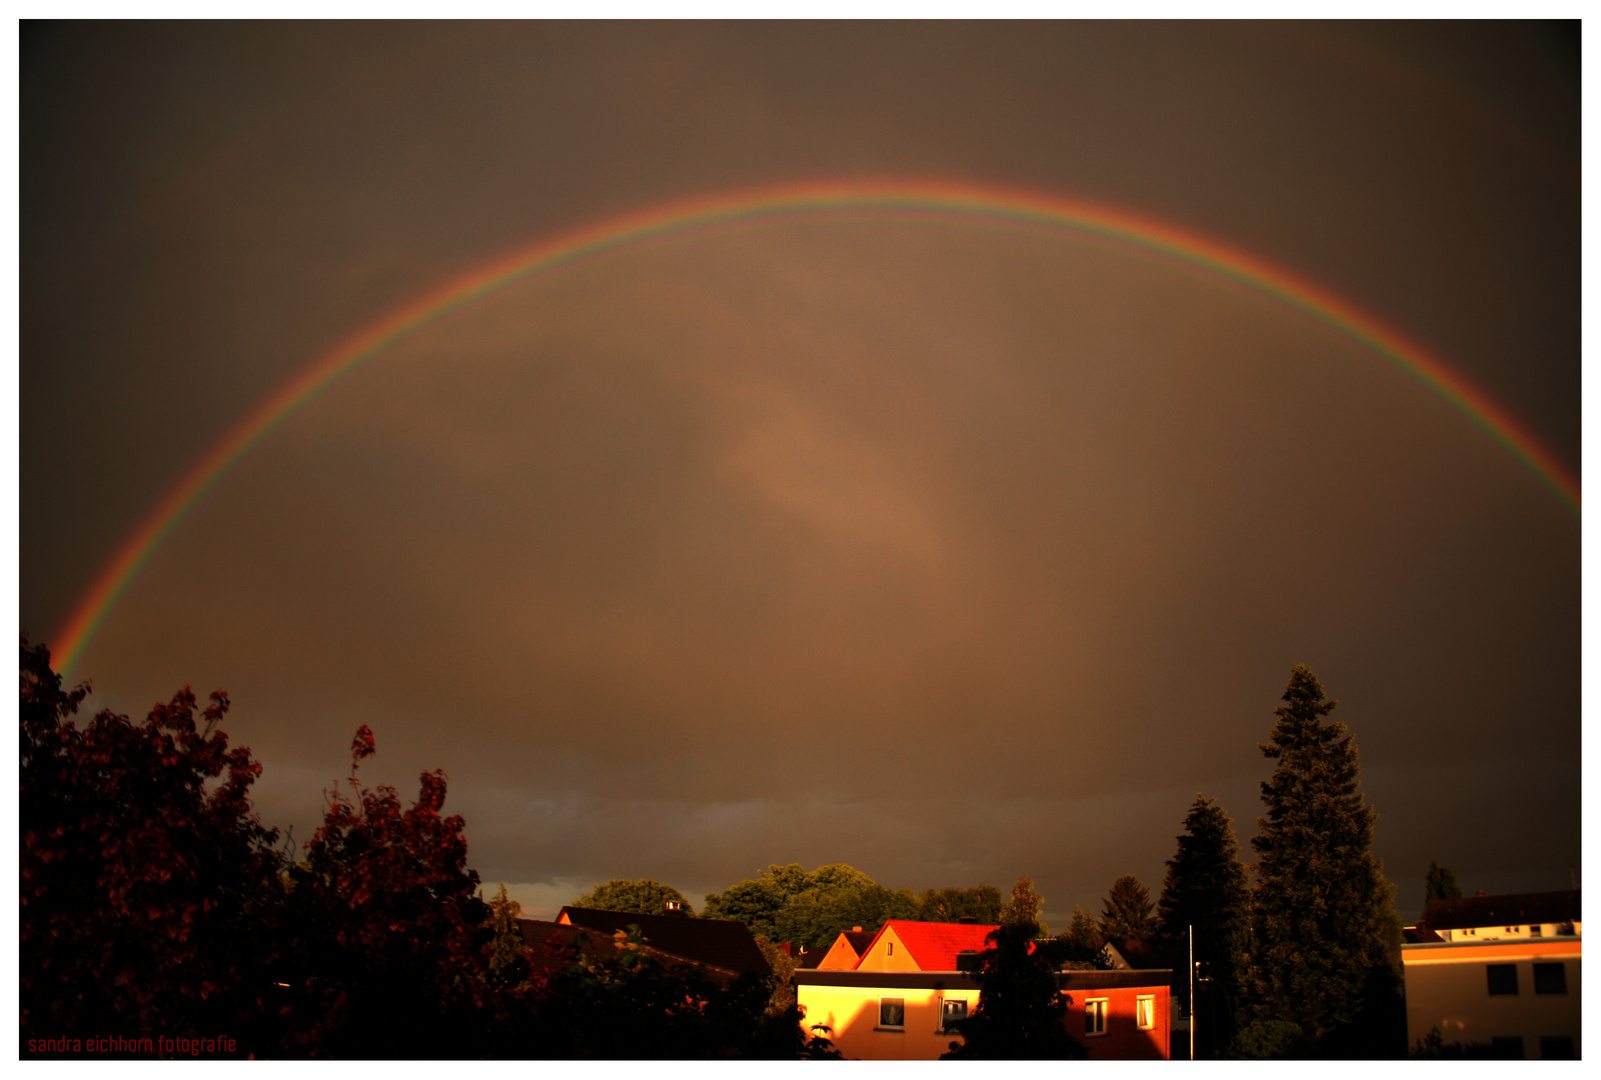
[1188,924,1195,1062]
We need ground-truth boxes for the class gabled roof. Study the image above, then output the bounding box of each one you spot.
[815,929,879,970]
[1104,937,1180,971]
[1419,889,1581,931]
[867,920,1001,971]
[555,906,771,977]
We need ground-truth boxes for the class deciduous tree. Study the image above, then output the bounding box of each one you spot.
[918,884,1003,924]
[1247,666,1402,1053]
[21,637,282,1054]
[574,878,694,916]
[278,725,491,1057]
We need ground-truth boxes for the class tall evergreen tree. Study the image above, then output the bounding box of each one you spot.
[1423,862,1463,903]
[1247,666,1401,1051]
[1158,795,1251,1056]
[1158,796,1249,992]
[1098,875,1156,941]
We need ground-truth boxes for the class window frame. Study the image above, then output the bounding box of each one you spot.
[1486,963,1519,997]
[876,996,906,1031]
[1532,962,1567,995]
[1135,994,1155,1030]
[938,997,969,1034]
[1084,997,1109,1037]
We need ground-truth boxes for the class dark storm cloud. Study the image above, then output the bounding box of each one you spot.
[22,21,1578,923]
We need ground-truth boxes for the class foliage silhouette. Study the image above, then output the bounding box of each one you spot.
[943,877,1086,1060]
[21,636,281,1056]
[575,878,694,916]
[1247,665,1403,1056]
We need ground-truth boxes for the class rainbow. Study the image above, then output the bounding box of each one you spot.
[49,179,1579,677]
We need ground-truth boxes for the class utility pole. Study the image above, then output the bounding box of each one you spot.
[1188,924,1195,1062]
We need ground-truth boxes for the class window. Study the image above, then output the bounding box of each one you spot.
[1084,998,1107,1036]
[1486,964,1518,996]
[878,997,905,1029]
[1136,995,1155,1030]
[1533,962,1567,995]
[1488,1036,1524,1059]
[1529,924,1543,938]
[940,999,969,1032]
[1539,1036,1575,1060]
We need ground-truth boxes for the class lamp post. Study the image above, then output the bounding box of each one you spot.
[1188,924,1194,1062]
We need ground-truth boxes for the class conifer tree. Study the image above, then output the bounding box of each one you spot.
[1098,874,1156,941]
[1157,796,1249,996]
[1423,862,1463,903]
[1158,795,1250,1056]
[1247,666,1401,1048]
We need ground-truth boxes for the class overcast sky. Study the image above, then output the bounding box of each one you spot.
[21,21,1579,924]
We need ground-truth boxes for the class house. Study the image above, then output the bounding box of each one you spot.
[552,906,772,981]
[1402,888,1581,1059]
[812,927,879,970]
[794,919,1171,1060]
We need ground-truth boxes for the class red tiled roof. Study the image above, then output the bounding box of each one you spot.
[876,920,1000,971]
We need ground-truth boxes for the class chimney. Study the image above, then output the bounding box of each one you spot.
[852,926,863,932]
[958,916,978,924]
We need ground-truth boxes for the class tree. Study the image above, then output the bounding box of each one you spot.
[277,725,492,1057]
[21,636,282,1055]
[574,878,694,916]
[702,863,813,940]
[1098,874,1156,941]
[918,884,1003,924]
[1247,666,1403,1054]
[942,877,1085,1059]
[1157,795,1250,1053]
[997,875,1050,936]
[775,880,919,949]
[527,924,795,1058]
[1056,905,1109,968]
[705,863,917,949]
[1424,862,1463,903]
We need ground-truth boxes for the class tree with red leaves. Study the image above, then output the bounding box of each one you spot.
[275,724,492,1057]
[20,636,282,1054]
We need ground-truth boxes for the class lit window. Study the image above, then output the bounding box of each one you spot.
[1136,995,1155,1030]
[1486,964,1518,996]
[878,997,905,1029]
[1533,963,1566,995]
[940,999,969,1032]
[1085,998,1108,1036]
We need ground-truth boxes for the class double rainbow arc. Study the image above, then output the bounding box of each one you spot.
[49,179,1579,678]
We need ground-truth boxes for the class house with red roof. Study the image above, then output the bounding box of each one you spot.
[795,919,1171,1060]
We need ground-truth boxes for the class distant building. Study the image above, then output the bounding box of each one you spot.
[516,905,771,983]
[794,920,1171,1060]
[1402,889,1581,1059]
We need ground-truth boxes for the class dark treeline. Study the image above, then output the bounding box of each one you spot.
[20,638,823,1059]
[23,636,1407,1059]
